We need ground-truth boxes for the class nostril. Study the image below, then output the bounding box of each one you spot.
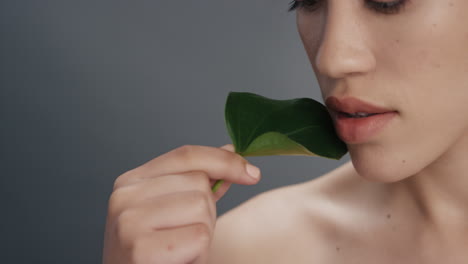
[315,44,376,79]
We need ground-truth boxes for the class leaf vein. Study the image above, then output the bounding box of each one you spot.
[283,125,320,137]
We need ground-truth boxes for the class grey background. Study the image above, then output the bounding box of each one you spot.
[1,1,350,263]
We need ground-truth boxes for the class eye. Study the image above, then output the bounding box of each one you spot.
[288,0,322,12]
[288,0,409,15]
[365,0,408,15]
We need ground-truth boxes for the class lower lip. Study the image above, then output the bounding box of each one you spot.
[333,112,398,144]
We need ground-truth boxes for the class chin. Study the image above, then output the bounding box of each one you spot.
[348,146,422,183]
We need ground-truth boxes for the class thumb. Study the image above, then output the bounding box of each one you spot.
[212,144,244,200]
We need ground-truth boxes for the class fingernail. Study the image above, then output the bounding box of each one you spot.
[245,164,260,180]
[220,144,235,152]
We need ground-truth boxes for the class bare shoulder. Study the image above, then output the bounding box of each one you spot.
[208,182,318,264]
[208,161,390,264]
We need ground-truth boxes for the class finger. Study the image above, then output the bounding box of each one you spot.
[116,191,215,243]
[117,145,261,188]
[109,171,213,217]
[130,223,210,264]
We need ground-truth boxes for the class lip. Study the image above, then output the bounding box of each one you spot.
[325,96,394,114]
[325,96,398,144]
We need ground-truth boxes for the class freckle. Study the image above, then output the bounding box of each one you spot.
[449,2,454,7]
[336,246,340,252]
[432,23,437,28]
[394,39,400,44]
[387,214,392,219]
[402,159,406,163]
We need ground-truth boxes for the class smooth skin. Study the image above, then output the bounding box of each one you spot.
[102,144,261,264]
[103,0,468,263]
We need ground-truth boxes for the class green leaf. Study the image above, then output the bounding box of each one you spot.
[212,92,348,193]
[224,91,348,159]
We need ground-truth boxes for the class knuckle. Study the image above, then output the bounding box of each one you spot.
[115,209,139,243]
[173,144,197,159]
[107,186,133,217]
[113,169,139,190]
[113,176,125,191]
[107,189,124,217]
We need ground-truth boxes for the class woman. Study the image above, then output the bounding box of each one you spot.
[103,0,468,263]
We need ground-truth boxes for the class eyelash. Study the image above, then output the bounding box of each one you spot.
[288,0,408,15]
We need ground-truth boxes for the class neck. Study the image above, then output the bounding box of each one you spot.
[399,130,468,230]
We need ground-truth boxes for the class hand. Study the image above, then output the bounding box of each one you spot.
[102,144,261,264]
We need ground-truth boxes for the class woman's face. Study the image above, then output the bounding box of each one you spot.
[296,0,468,181]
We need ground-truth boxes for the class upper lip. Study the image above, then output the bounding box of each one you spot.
[325,96,395,114]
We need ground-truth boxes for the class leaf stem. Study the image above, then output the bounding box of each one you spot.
[211,180,224,193]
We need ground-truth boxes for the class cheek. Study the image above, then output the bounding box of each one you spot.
[397,14,468,155]
[301,1,468,181]
[350,62,468,182]
[298,26,333,100]
[297,12,325,72]
[349,4,468,181]
[361,34,468,180]
[349,61,468,182]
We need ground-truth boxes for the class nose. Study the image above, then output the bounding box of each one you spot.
[314,6,376,78]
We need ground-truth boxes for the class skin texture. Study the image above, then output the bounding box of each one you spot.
[297,0,468,229]
[210,0,468,263]
[102,144,262,264]
[103,0,468,263]
[300,0,468,183]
